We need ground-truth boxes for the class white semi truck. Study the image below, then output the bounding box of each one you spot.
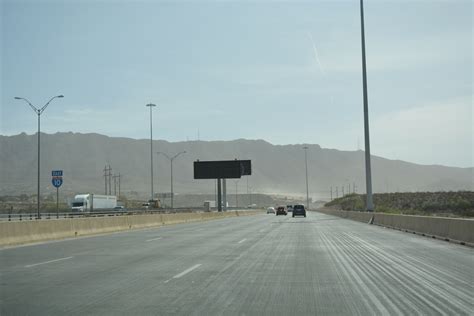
[71,194,117,212]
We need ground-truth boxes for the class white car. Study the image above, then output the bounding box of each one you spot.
[266,207,276,214]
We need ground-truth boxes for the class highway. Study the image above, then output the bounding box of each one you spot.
[1,212,472,315]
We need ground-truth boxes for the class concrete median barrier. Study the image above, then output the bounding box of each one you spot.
[317,209,474,245]
[0,220,74,246]
[0,210,264,247]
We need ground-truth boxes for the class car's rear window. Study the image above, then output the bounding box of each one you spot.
[294,205,304,210]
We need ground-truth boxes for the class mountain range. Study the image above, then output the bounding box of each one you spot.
[0,132,472,200]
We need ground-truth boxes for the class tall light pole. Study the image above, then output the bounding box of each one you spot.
[157,151,186,208]
[303,146,310,209]
[14,95,64,219]
[360,0,374,211]
[146,103,156,203]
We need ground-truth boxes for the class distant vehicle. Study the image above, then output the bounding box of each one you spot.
[276,206,287,216]
[142,202,150,210]
[203,201,215,211]
[292,204,306,218]
[286,205,293,212]
[267,207,276,214]
[71,194,117,212]
[247,204,257,209]
[113,206,127,211]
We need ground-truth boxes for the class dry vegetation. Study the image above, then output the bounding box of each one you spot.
[325,191,474,217]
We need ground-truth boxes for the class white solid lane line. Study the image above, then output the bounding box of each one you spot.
[145,237,162,242]
[25,256,73,268]
[238,238,247,244]
[173,264,202,279]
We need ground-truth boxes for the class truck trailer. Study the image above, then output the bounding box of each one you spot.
[71,194,117,212]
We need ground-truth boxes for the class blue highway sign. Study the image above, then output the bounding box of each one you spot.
[52,177,63,188]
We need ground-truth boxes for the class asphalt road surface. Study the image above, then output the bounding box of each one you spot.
[1,212,473,315]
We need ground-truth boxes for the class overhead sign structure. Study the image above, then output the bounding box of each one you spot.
[194,160,252,179]
[194,160,252,212]
[240,160,251,176]
[52,170,63,188]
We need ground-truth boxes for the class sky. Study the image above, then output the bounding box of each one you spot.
[1,0,472,168]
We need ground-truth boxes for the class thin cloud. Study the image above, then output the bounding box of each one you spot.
[307,31,326,76]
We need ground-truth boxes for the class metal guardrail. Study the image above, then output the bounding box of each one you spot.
[0,207,260,221]
[0,208,204,221]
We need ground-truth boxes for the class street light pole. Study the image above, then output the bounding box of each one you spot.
[14,95,64,219]
[157,151,186,208]
[360,0,374,211]
[303,146,310,209]
[146,103,156,203]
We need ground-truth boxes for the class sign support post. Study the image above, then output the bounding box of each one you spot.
[217,179,222,212]
[56,187,59,218]
[52,170,63,218]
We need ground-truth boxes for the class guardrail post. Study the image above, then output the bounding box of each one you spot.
[47,213,50,219]
[8,214,11,221]
[20,214,22,221]
[30,213,33,220]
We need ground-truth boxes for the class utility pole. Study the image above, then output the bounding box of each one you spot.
[104,165,108,195]
[113,174,119,196]
[108,165,112,195]
[330,186,333,201]
[336,187,339,198]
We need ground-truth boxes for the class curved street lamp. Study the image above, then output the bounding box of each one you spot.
[14,95,64,219]
[156,151,186,208]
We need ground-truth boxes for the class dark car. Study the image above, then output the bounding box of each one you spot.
[276,206,287,216]
[292,204,306,217]
[286,205,293,212]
